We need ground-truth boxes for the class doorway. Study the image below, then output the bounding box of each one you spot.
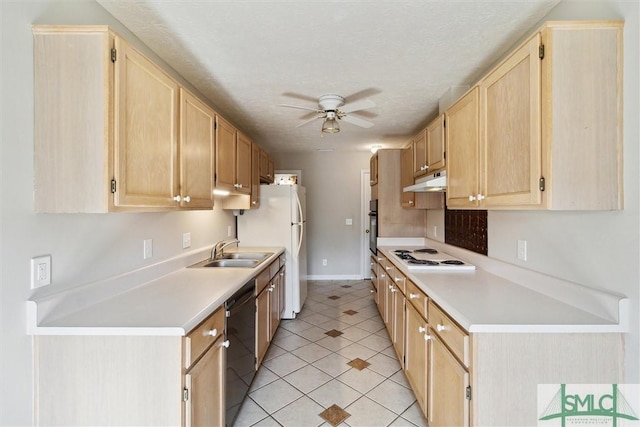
[361,170,371,279]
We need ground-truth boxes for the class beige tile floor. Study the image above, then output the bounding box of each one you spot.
[234,279,429,427]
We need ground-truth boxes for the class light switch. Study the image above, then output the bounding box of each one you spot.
[182,232,191,249]
[144,239,153,259]
[345,218,353,226]
[517,240,527,261]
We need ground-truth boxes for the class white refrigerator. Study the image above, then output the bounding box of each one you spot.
[237,184,308,318]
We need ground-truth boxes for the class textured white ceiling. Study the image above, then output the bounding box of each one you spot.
[97,0,560,153]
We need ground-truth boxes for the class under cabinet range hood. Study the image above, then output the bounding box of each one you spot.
[403,171,447,192]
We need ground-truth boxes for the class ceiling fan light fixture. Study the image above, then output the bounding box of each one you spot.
[322,117,340,133]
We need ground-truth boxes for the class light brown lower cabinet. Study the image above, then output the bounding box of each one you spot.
[405,302,428,414]
[184,336,226,426]
[428,330,470,427]
[255,257,285,367]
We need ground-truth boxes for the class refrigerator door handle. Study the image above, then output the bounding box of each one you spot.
[293,190,304,259]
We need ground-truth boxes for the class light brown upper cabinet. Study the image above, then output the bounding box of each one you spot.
[215,117,251,195]
[446,88,480,209]
[446,21,623,210]
[401,145,417,208]
[179,89,215,209]
[426,114,446,173]
[413,129,428,178]
[34,26,186,212]
[259,149,275,184]
[250,142,261,208]
[369,152,379,186]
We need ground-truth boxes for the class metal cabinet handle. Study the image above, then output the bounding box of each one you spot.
[173,195,181,202]
[418,326,426,333]
[221,340,230,348]
[394,277,402,282]
[385,266,391,271]
[468,195,476,202]
[183,195,191,203]
[409,293,419,299]
[477,193,485,201]
[206,328,218,337]
[424,334,432,341]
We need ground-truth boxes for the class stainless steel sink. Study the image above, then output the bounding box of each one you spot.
[219,252,272,260]
[188,252,273,268]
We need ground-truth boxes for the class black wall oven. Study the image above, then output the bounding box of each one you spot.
[369,199,378,254]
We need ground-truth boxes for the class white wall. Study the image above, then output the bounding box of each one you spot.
[272,150,371,279]
[487,1,639,383]
[0,2,236,425]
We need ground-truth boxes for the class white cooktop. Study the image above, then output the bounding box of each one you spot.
[388,248,476,271]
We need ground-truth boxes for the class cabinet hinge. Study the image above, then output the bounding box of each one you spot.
[466,386,472,400]
[539,44,545,60]
[110,179,117,193]
[183,387,189,402]
[111,48,117,62]
[539,177,546,192]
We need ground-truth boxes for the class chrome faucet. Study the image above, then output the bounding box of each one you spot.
[211,239,240,260]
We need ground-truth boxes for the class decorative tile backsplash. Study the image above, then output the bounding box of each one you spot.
[444,207,488,255]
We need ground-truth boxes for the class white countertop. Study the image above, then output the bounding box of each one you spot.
[377,245,627,333]
[27,247,284,336]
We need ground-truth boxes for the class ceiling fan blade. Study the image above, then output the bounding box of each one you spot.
[279,103,322,113]
[296,114,323,128]
[340,99,375,114]
[340,114,374,128]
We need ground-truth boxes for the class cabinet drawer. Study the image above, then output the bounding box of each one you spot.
[428,300,469,367]
[256,263,272,293]
[185,306,225,369]
[406,280,428,320]
[269,259,280,279]
[387,265,406,295]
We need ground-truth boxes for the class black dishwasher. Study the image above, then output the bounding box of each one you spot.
[225,279,256,426]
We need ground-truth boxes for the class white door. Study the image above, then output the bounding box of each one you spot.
[361,170,371,279]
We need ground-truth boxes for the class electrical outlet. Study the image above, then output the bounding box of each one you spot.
[433,226,438,237]
[143,239,153,259]
[31,255,51,289]
[517,239,527,261]
[345,218,353,226]
[322,259,327,266]
[182,232,191,249]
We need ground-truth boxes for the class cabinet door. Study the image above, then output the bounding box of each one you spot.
[427,114,446,172]
[377,266,387,320]
[401,145,416,208]
[256,287,270,367]
[114,37,180,208]
[179,89,215,209]
[446,87,480,208]
[184,339,225,427]
[405,303,428,416]
[236,132,252,194]
[413,130,428,178]
[269,276,279,340]
[250,143,261,208]
[428,332,470,427]
[392,287,405,368]
[480,34,541,207]
[215,115,237,193]
[370,153,378,186]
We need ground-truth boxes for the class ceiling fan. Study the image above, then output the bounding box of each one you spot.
[279,94,375,134]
